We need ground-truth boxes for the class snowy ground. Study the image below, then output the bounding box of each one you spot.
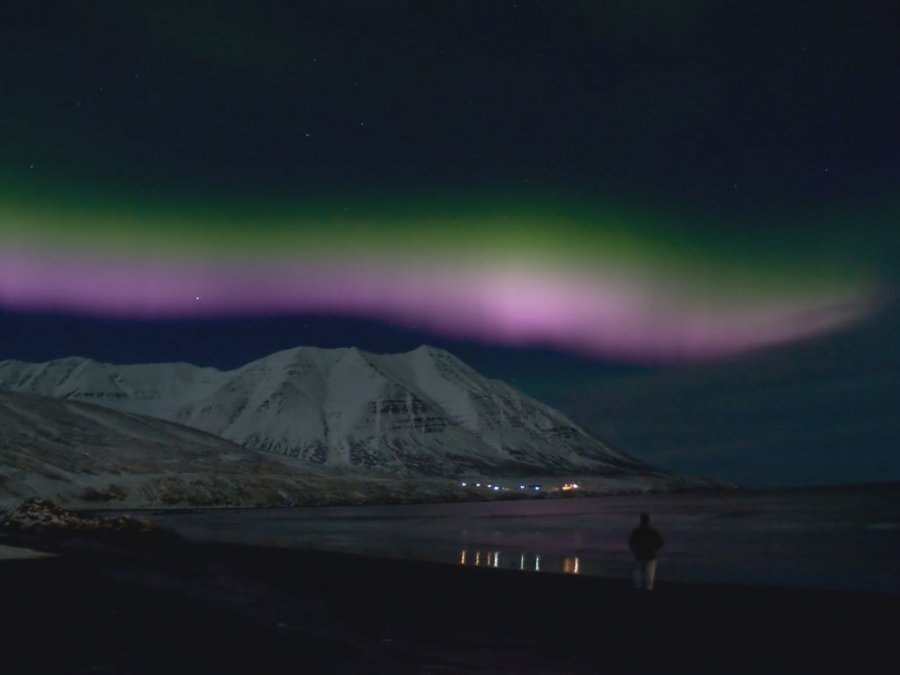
[0,543,55,560]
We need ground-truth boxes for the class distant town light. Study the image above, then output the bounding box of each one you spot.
[461,482,467,486]
[563,557,581,575]
[493,486,500,491]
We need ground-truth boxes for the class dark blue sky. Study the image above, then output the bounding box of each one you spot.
[3,1,898,208]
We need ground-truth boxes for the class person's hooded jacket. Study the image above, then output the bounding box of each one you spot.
[628,522,664,562]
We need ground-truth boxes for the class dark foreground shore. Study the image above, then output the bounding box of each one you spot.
[1,535,896,674]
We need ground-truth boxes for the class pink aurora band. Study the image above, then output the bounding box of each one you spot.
[0,247,876,362]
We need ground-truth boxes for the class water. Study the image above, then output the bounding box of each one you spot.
[138,484,900,594]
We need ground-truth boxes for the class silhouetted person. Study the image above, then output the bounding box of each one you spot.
[628,512,664,590]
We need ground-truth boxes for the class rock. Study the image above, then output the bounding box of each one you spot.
[0,498,173,538]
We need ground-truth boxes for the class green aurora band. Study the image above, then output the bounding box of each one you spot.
[0,185,893,361]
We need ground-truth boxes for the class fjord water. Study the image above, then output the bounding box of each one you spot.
[141,484,900,594]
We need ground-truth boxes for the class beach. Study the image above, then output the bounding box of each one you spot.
[1,533,895,674]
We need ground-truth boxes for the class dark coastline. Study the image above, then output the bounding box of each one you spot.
[2,535,896,674]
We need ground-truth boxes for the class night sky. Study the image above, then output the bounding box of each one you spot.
[2,1,898,485]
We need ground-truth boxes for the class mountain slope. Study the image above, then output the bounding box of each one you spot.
[1,390,709,509]
[0,391,494,508]
[0,345,643,478]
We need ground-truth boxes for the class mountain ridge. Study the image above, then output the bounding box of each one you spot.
[0,344,642,478]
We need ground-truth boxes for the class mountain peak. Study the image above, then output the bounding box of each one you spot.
[409,344,440,355]
[0,345,642,477]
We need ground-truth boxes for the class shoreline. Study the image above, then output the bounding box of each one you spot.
[74,481,748,514]
[2,478,737,514]
[2,534,896,673]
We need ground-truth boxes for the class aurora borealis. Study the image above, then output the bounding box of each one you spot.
[0,187,888,360]
[3,1,897,364]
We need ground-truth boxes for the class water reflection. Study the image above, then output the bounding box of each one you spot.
[458,549,580,575]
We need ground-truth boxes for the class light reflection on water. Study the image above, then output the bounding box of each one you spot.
[459,549,579,575]
[134,486,900,594]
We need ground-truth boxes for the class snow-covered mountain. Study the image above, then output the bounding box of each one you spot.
[0,391,489,508]
[0,345,644,478]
